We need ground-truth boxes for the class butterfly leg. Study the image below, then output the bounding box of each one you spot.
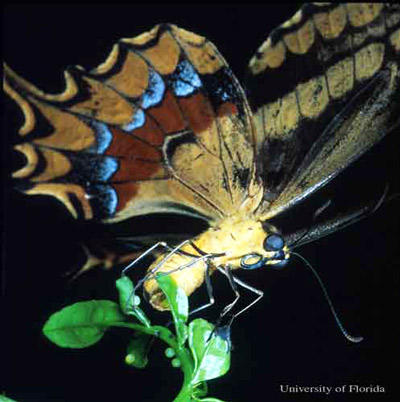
[139,240,191,279]
[207,276,264,351]
[227,276,264,322]
[216,266,264,323]
[204,266,239,350]
[143,251,214,285]
[219,266,241,319]
[122,241,174,276]
[189,260,215,316]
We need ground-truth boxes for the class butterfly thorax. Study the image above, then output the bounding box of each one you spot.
[144,214,289,310]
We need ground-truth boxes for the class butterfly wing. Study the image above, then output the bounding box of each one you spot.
[73,232,194,278]
[4,24,256,223]
[246,3,400,219]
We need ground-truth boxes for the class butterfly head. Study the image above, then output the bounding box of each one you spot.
[208,217,290,271]
[240,232,289,270]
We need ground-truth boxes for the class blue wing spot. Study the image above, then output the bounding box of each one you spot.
[170,59,202,97]
[95,156,119,181]
[81,119,113,154]
[93,122,113,153]
[88,184,118,217]
[122,109,146,132]
[78,155,119,182]
[66,153,119,184]
[142,70,165,109]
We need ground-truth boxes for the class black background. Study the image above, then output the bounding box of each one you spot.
[3,4,400,402]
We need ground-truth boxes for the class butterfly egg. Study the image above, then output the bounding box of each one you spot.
[125,354,136,366]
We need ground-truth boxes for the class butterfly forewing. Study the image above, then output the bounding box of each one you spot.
[246,3,400,219]
[4,24,256,223]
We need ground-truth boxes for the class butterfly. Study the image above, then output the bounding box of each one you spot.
[4,3,400,317]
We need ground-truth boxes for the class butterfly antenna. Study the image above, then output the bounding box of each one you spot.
[291,252,363,343]
[288,199,332,248]
[372,183,390,212]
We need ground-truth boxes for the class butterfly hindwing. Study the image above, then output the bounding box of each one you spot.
[246,3,400,219]
[4,24,256,223]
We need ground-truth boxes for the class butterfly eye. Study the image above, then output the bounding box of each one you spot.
[240,253,266,270]
[263,234,284,252]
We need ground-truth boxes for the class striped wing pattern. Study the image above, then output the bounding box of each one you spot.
[246,3,400,219]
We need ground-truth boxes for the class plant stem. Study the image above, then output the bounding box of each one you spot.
[108,322,195,402]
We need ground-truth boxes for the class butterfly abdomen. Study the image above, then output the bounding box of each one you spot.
[144,248,208,311]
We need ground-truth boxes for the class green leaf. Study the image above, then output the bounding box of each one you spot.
[0,395,18,402]
[188,319,230,384]
[116,276,151,327]
[125,332,152,368]
[191,382,208,399]
[156,274,188,346]
[43,300,125,348]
